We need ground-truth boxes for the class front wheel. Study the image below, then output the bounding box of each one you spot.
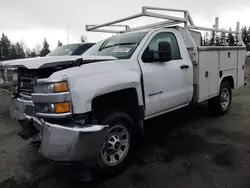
[96,110,137,175]
[209,81,232,116]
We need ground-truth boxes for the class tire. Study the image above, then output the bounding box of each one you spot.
[96,110,137,176]
[208,81,232,116]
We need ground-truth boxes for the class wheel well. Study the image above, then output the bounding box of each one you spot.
[221,76,235,89]
[92,88,143,132]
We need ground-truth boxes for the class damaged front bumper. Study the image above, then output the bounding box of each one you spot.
[39,118,109,162]
[8,77,110,162]
[22,115,109,162]
[9,97,35,120]
[13,97,109,163]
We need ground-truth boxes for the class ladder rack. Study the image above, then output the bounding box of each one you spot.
[86,6,241,35]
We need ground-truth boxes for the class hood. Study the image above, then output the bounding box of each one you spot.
[0,56,117,69]
[49,59,139,81]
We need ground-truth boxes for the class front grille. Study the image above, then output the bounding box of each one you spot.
[19,76,33,96]
[18,70,38,98]
[0,67,15,83]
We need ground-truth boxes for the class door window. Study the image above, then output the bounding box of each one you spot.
[142,32,181,62]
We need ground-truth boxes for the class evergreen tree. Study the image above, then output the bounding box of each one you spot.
[247,26,250,51]
[227,33,235,46]
[241,26,248,45]
[235,34,240,46]
[15,42,26,59]
[215,33,220,46]
[40,38,50,57]
[57,40,63,47]
[30,50,38,58]
[220,31,226,46]
[209,31,215,46]
[0,40,2,60]
[227,28,235,46]
[204,32,209,46]
[9,44,17,59]
[200,35,203,46]
[247,27,250,43]
[0,33,11,60]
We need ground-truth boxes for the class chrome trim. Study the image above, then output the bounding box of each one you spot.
[19,93,32,100]
[36,112,72,119]
[38,119,109,162]
[32,92,71,103]
[37,78,68,84]
[45,121,108,132]
[16,97,34,106]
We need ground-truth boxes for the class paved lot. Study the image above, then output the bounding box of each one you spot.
[1,59,250,188]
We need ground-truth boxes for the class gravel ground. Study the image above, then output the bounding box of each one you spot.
[0,58,250,188]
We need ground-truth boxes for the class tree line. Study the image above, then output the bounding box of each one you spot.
[0,25,250,61]
[0,33,63,61]
[201,26,250,50]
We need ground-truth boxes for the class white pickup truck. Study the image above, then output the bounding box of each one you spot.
[0,7,246,174]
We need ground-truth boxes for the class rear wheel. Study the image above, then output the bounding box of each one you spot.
[96,110,137,175]
[209,81,232,116]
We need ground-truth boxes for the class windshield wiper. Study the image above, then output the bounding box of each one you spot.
[98,42,137,51]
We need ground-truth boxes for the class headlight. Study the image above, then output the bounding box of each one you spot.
[34,81,68,93]
[35,103,55,114]
[35,102,70,114]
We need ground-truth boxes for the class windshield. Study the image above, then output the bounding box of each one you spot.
[46,44,81,56]
[83,32,146,59]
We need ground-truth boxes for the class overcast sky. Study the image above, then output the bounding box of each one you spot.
[1,0,250,50]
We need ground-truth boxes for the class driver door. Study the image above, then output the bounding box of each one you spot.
[138,31,193,117]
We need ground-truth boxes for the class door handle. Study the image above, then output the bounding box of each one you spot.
[180,65,189,69]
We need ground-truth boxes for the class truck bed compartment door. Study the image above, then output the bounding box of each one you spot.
[237,50,246,87]
[198,51,219,101]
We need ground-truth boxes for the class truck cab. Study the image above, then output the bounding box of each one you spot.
[0,6,246,174]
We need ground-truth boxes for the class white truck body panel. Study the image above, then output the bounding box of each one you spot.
[48,59,143,114]
[196,47,246,102]
[137,28,193,117]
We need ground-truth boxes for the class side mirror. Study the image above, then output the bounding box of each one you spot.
[158,41,171,62]
[141,42,172,63]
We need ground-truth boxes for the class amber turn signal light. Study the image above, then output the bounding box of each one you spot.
[54,81,68,93]
[54,102,70,113]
